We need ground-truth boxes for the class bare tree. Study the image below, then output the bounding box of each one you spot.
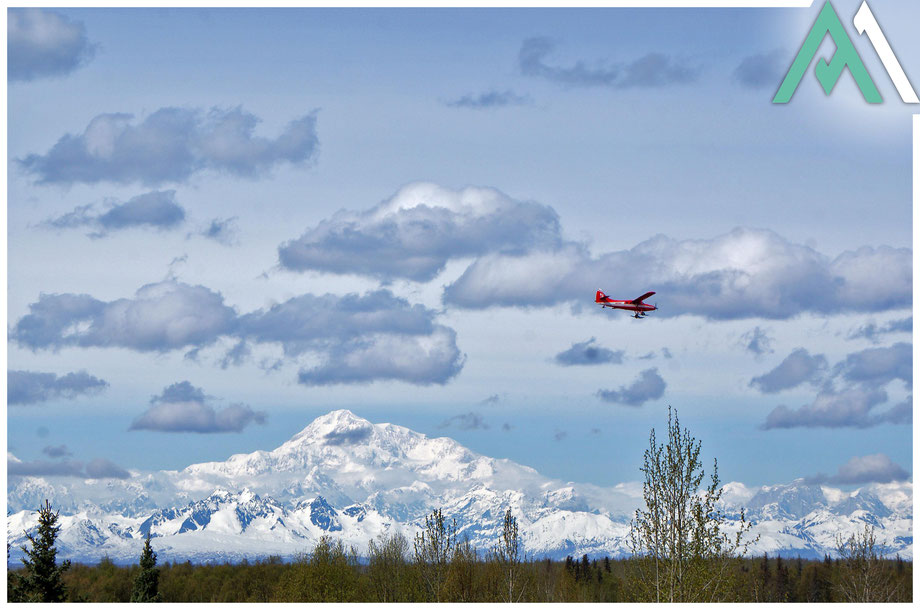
[627,407,756,602]
[835,524,899,602]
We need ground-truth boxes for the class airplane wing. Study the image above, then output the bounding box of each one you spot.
[631,291,655,304]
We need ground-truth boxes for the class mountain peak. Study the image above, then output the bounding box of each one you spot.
[288,409,375,445]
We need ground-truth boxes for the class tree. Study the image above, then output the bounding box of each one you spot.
[445,536,477,601]
[367,532,410,602]
[413,508,457,602]
[491,508,525,602]
[11,500,72,602]
[130,533,161,602]
[834,524,899,602]
[626,407,756,602]
[277,536,358,602]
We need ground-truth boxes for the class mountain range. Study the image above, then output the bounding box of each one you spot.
[7,410,913,564]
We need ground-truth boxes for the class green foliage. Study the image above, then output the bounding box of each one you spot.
[130,533,161,602]
[7,549,913,602]
[366,532,412,602]
[835,524,903,602]
[627,407,757,602]
[490,508,526,602]
[413,508,457,601]
[276,535,359,602]
[10,500,72,602]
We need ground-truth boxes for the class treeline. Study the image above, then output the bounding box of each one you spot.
[8,540,913,602]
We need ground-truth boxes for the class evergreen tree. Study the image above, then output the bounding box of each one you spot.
[12,500,72,602]
[564,556,574,575]
[130,533,161,602]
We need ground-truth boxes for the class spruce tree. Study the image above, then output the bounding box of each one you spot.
[13,500,71,602]
[130,533,161,602]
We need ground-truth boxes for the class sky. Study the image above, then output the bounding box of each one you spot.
[5,3,916,492]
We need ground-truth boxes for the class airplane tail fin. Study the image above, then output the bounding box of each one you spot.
[595,290,608,303]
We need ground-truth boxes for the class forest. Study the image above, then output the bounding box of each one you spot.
[7,533,913,603]
[8,409,913,603]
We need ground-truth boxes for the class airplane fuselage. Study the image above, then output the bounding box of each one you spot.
[599,301,657,313]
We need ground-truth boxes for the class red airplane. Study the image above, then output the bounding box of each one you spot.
[595,290,657,319]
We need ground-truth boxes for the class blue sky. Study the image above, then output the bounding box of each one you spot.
[6,4,915,490]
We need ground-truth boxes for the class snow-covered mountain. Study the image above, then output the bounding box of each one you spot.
[7,410,912,564]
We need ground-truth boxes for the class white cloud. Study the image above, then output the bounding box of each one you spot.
[749,348,827,393]
[130,381,266,434]
[20,107,319,185]
[597,368,666,407]
[278,182,562,282]
[8,8,96,82]
[444,228,911,320]
[13,283,465,387]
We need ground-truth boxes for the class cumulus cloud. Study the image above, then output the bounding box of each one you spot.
[439,412,489,430]
[741,326,774,355]
[85,458,131,479]
[238,289,437,356]
[199,217,239,245]
[11,280,238,352]
[8,8,96,82]
[297,326,463,386]
[220,340,251,369]
[445,89,531,109]
[554,337,624,366]
[8,456,129,479]
[324,427,373,445]
[878,396,912,425]
[519,37,697,88]
[597,368,666,407]
[733,50,786,89]
[761,387,908,429]
[152,380,208,404]
[835,342,911,388]
[12,282,465,387]
[278,182,562,282]
[810,453,910,485]
[847,317,911,343]
[8,459,85,478]
[19,107,319,186]
[130,380,266,434]
[42,444,73,458]
[443,227,911,320]
[42,190,185,236]
[758,342,912,429]
[749,348,828,393]
[8,369,108,405]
